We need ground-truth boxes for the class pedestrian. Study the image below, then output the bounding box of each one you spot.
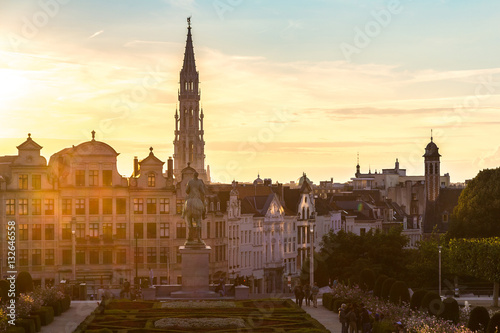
[311,282,319,308]
[294,284,304,307]
[361,304,372,333]
[339,303,349,333]
[348,303,358,333]
[304,283,311,306]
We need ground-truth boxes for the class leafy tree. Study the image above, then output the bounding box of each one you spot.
[448,237,500,307]
[16,271,34,294]
[373,275,387,298]
[467,306,490,332]
[389,281,410,305]
[448,168,500,238]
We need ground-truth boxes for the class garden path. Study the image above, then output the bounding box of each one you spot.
[40,300,98,333]
[295,297,343,333]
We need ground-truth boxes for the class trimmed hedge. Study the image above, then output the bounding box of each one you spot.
[389,281,410,305]
[373,320,396,333]
[51,300,62,316]
[6,327,25,333]
[0,279,10,302]
[487,312,500,333]
[440,297,459,324]
[15,318,36,333]
[360,269,376,291]
[380,278,396,300]
[61,295,71,312]
[467,306,490,332]
[421,291,441,316]
[322,293,333,311]
[27,315,41,332]
[373,275,388,298]
[33,306,54,326]
[16,272,34,294]
[410,289,427,310]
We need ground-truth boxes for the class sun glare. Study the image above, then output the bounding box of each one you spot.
[0,68,29,104]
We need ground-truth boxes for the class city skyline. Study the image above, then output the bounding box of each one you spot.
[1,1,499,184]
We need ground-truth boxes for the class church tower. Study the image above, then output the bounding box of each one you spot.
[423,133,441,202]
[173,18,208,182]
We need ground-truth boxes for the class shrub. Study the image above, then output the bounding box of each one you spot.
[388,281,410,305]
[486,312,500,333]
[32,306,54,326]
[410,289,427,310]
[51,301,62,316]
[439,297,459,324]
[322,293,333,310]
[360,269,376,291]
[16,272,34,294]
[15,317,36,333]
[380,278,396,300]
[373,275,387,298]
[373,320,396,333]
[27,315,41,332]
[6,327,25,333]
[0,280,9,302]
[61,295,71,312]
[421,291,441,316]
[468,306,490,332]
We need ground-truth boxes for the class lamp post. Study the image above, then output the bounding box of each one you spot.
[438,245,442,297]
[310,224,314,286]
[71,217,77,282]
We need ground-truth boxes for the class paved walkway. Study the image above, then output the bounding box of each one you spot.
[40,301,99,333]
[293,298,342,333]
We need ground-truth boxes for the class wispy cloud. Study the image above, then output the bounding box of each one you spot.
[88,30,104,39]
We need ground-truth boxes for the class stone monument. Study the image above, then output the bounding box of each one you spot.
[172,170,216,298]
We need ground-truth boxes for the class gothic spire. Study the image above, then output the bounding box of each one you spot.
[182,17,197,74]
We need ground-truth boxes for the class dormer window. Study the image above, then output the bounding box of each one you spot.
[148,173,156,187]
[442,213,449,223]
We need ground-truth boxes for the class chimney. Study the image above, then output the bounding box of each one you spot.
[167,157,173,179]
[133,156,139,177]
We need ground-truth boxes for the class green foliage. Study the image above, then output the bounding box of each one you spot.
[388,281,410,305]
[421,291,441,316]
[0,280,8,302]
[27,315,41,332]
[360,268,376,291]
[468,306,490,332]
[448,168,500,238]
[380,278,396,300]
[33,306,54,326]
[317,228,409,286]
[16,271,34,294]
[322,293,333,311]
[51,301,62,316]
[84,329,113,333]
[373,275,387,298]
[372,320,396,333]
[439,297,459,324]
[6,327,25,333]
[486,312,500,333]
[410,289,427,310]
[15,318,36,333]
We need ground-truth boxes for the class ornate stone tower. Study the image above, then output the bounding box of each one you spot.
[423,133,441,202]
[173,18,208,182]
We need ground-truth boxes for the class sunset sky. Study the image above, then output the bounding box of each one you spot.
[1,0,499,184]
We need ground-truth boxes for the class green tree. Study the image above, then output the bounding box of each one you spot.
[448,168,500,238]
[448,237,500,307]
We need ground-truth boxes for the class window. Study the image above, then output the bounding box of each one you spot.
[75,170,85,186]
[32,199,41,215]
[62,250,72,265]
[62,199,72,215]
[135,247,144,264]
[147,223,156,239]
[45,249,54,266]
[103,198,112,214]
[103,223,112,239]
[90,250,99,264]
[89,170,98,186]
[116,223,126,239]
[147,198,156,214]
[44,199,54,215]
[19,199,28,215]
[103,250,112,264]
[134,223,143,239]
[19,249,28,266]
[32,249,42,266]
[32,224,41,240]
[160,247,169,264]
[176,222,186,239]
[102,170,112,186]
[32,175,41,190]
[19,224,28,240]
[116,198,126,214]
[134,198,143,214]
[5,199,15,215]
[159,198,169,214]
[76,199,85,215]
[160,223,169,238]
[148,173,155,187]
[76,250,85,264]
[62,224,71,240]
[147,247,156,263]
[89,198,99,215]
[45,224,54,240]
[19,174,28,189]
[89,223,99,237]
[176,199,184,214]
[117,249,126,264]
[76,223,85,238]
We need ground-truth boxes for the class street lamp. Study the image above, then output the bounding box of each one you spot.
[71,217,77,282]
[310,224,314,286]
[438,246,442,297]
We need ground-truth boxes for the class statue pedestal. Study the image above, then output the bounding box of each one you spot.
[171,245,217,298]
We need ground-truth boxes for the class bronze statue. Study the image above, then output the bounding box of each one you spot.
[182,171,206,244]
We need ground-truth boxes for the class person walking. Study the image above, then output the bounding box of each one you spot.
[311,282,319,308]
[294,284,304,307]
[338,303,349,333]
[304,283,311,306]
[348,304,358,333]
